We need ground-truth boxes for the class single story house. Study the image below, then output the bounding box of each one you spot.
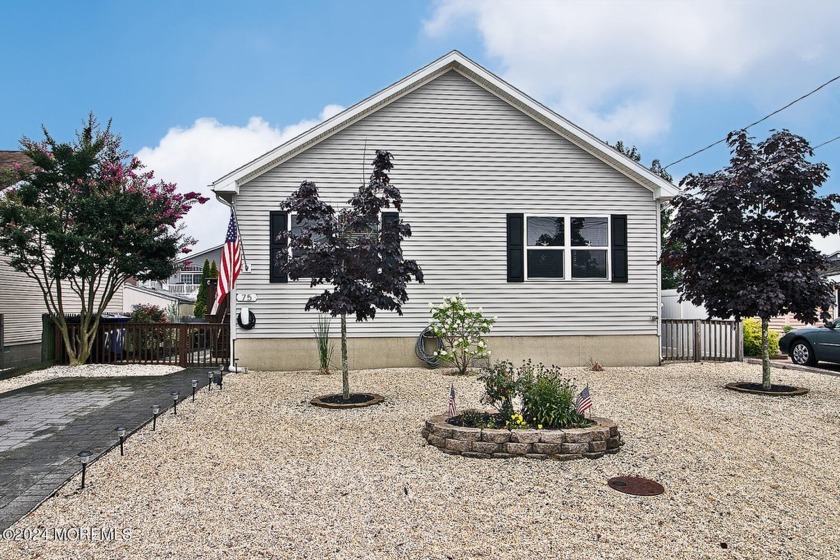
[123,285,194,319]
[210,51,679,371]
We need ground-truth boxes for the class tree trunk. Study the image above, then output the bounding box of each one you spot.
[761,317,771,390]
[340,313,349,400]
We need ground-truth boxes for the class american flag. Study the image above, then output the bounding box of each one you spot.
[210,209,242,315]
[448,384,457,418]
[575,385,592,416]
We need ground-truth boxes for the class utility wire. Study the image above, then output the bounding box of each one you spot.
[814,135,840,150]
[664,73,840,169]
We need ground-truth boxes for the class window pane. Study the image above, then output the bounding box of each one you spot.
[572,249,607,278]
[291,216,326,258]
[527,217,564,246]
[571,217,608,247]
[527,249,564,278]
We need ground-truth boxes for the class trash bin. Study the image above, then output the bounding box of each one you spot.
[101,315,130,360]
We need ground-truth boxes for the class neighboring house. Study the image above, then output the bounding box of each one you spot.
[138,244,223,299]
[0,151,123,368]
[210,51,679,371]
[123,285,194,318]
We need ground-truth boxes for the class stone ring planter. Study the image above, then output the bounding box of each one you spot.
[310,393,384,409]
[422,414,623,460]
[724,382,809,396]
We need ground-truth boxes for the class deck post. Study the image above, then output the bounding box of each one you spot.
[693,320,702,362]
[179,323,188,367]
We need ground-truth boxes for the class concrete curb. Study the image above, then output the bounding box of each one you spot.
[744,358,840,378]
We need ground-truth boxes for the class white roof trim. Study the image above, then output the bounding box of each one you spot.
[177,243,224,264]
[210,51,679,200]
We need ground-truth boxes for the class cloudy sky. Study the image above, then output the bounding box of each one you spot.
[3,0,839,253]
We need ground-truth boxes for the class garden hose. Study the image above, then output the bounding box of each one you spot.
[415,326,443,367]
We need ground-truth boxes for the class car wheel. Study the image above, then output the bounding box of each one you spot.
[790,340,816,366]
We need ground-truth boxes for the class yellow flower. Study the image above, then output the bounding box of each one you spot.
[538,424,543,430]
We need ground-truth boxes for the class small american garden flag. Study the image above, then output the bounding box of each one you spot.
[575,385,592,416]
[448,384,457,418]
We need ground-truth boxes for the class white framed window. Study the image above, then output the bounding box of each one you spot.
[289,213,327,259]
[524,215,610,280]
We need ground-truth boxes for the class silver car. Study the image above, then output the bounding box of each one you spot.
[778,320,840,366]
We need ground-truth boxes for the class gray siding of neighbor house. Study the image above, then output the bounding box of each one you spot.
[1,256,124,347]
[0,256,49,346]
[233,70,659,340]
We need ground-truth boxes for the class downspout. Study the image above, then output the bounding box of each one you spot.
[656,199,663,365]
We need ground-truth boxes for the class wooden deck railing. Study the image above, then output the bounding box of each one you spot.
[53,321,229,367]
[661,319,742,362]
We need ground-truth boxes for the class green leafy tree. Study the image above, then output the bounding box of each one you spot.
[276,150,424,399]
[0,114,207,365]
[610,140,680,289]
[193,258,211,317]
[662,130,838,389]
[209,260,218,309]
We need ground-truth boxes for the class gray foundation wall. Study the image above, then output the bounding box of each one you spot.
[235,335,660,372]
[0,342,42,371]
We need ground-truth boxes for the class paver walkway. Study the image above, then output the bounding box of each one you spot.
[0,368,216,530]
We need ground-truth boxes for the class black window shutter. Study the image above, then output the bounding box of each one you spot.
[611,214,628,283]
[507,213,524,282]
[269,211,288,283]
[381,211,399,269]
[382,211,399,234]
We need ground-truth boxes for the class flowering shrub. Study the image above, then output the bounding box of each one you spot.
[477,360,588,429]
[130,304,167,323]
[129,304,170,357]
[427,295,495,374]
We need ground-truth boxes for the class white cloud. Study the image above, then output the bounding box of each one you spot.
[136,105,344,253]
[425,0,840,142]
[811,233,840,256]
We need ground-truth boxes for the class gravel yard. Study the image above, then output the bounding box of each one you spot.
[0,362,837,559]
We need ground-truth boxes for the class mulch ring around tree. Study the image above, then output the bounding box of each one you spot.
[310,393,385,409]
[724,382,809,396]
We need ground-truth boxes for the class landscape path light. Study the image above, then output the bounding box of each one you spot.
[151,404,160,431]
[116,426,126,456]
[207,370,213,392]
[171,390,180,415]
[191,379,198,402]
[78,450,92,489]
[218,363,224,390]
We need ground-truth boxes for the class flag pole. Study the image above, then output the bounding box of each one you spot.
[232,202,248,269]
[228,202,237,373]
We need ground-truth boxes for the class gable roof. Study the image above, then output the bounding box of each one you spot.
[178,243,224,265]
[210,51,679,201]
[124,284,194,304]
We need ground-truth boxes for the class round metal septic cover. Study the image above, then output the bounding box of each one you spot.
[607,476,664,496]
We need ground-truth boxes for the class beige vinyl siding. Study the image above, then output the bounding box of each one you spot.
[0,256,49,345]
[1,257,124,346]
[234,70,659,339]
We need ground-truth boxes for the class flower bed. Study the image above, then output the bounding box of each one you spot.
[422,414,623,460]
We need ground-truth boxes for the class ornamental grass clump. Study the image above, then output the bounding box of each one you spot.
[473,360,588,430]
[312,314,334,374]
[428,295,495,374]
